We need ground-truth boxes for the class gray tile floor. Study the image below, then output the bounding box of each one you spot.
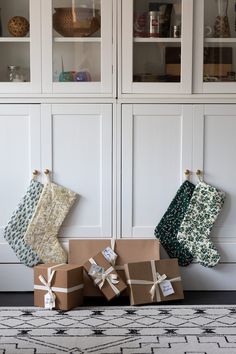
[0,292,235,306]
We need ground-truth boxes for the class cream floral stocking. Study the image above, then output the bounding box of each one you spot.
[24,181,77,263]
[177,181,225,267]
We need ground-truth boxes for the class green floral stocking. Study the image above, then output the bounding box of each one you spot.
[154,180,195,267]
[177,181,225,267]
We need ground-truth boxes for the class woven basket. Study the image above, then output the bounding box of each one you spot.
[53,7,100,37]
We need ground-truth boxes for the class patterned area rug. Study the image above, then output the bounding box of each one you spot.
[0,305,236,353]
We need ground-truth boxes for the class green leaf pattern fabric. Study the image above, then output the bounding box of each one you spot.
[3,180,43,267]
[154,180,195,267]
[177,181,225,268]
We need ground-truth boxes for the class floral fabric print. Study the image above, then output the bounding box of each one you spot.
[154,180,195,267]
[177,181,225,268]
[24,182,77,264]
[4,180,43,267]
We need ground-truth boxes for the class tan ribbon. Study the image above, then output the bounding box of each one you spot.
[126,260,181,302]
[89,258,120,296]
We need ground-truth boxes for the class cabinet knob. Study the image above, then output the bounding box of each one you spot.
[196,169,202,176]
[32,169,39,176]
[44,169,50,175]
[184,169,190,176]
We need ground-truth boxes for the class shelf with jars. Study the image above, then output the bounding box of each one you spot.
[121,0,193,94]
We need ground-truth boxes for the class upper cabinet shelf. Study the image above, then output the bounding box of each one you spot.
[54,37,101,43]
[134,38,181,43]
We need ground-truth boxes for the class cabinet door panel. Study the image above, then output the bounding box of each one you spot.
[41,104,112,238]
[122,104,193,237]
[193,105,236,245]
[0,105,41,261]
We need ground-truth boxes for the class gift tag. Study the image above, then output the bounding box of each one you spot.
[159,280,175,297]
[89,264,104,277]
[102,247,118,264]
[44,292,55,310]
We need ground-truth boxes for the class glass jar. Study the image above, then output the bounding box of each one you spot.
[8,65,25,82]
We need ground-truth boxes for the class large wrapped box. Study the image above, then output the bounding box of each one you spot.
[84,251,127,301]
[69,239,160,296]
[124,259,184,305]
[34,263,84,310]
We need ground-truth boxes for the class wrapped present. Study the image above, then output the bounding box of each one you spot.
[34,263,84,310]
[124,259,184,305]
[83,251,127,301]
[69,239,160,296]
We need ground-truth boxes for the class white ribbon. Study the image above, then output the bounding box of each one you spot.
[126,260,181,302]
[38,270,56,310]
[89,258,120,296]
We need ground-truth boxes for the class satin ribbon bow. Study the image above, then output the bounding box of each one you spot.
[38,270,56,310]
[89,258,120,296]
[150,273,167,300]
[96,271,119,291]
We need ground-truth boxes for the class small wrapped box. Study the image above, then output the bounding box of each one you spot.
[124,259,184,305]
[34,263,84,310]
[84,251,127,301]
[69,239,160,296]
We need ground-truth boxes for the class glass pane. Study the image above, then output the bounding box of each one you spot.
[204,0,236,82]
[133,0,182,83]
[52,0,101,83]
[0,0,30,37]
[0,0,30,82]
[133,43,181,82]
[53,42,101,82]
[0,43,30,82]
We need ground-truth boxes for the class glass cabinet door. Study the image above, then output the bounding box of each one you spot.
[122,0,193,94]
[194,0,236,93]
[0,0,41,93]
[42,0,112,95]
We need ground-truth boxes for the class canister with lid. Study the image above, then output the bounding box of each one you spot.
[149,3,161,37]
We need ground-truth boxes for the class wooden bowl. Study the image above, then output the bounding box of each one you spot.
[53,7,100,37]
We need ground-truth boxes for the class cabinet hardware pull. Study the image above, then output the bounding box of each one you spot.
[184,169,190,176]
[32,169,39,176]
[44,169,50,175]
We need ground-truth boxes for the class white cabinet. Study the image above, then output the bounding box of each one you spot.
[41,104,113,238]
[192,104,236,263]
[121,0,193,94]
[193,0,236,93]
[0,0,41,94]
[0,103,113,290]
[121,103,236,290]
[0,105,41,290]
[121,104,193,236]
[42,0,113,95]
[0,0,113,96]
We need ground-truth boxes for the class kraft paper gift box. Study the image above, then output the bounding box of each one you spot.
[69,239,160,296]
[83,251,127,301]
[124,258,184,305]
[34,263,84,310]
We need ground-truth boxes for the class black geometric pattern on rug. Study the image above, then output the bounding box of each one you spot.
[0,305,236,353]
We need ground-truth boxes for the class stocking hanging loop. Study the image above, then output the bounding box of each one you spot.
[196,169,203,182]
